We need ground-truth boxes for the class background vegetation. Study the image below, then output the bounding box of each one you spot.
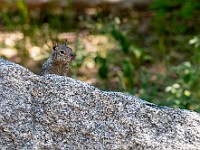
[0,0,200,112]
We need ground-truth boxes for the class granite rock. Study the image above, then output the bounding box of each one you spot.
[0,58,200,149]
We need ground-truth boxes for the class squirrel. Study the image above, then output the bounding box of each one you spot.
[40,41,74,76]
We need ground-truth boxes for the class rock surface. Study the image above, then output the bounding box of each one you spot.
[0,58,200,149]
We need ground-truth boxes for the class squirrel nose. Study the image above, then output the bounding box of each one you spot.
[70,54,75,59]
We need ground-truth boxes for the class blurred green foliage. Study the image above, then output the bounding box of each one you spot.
[149,0,200,111]
[0,0,200,112]
[95,54,109,79]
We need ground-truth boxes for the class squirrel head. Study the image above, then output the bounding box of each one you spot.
[52,40,74,64]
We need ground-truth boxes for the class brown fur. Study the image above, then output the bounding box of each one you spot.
[41,41,74,76]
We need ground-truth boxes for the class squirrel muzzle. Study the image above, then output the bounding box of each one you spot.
[69,54,75,60]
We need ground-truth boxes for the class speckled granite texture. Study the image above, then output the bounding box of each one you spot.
[0,58,200,149]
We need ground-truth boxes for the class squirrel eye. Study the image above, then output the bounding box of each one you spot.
[60,50,65,54]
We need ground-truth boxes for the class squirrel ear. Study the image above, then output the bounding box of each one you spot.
[52,41,58,50]
[64,39,68,45]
